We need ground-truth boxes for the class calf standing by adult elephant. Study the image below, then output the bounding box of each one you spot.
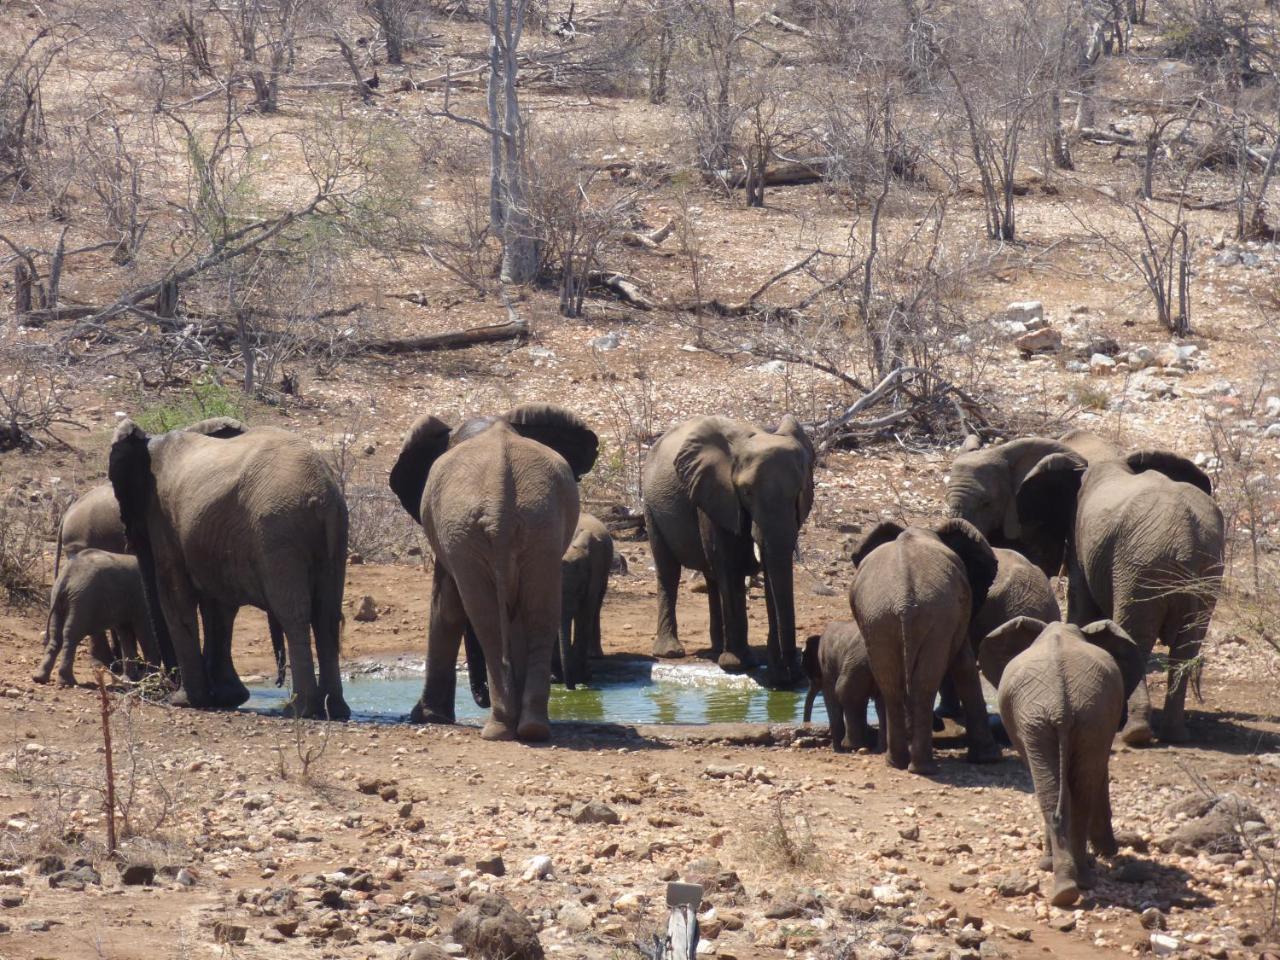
[642,415,814,687]
[1016,450,1224,745]
[389,404,598,742]
[849,519,1001,773]
[109,419,350,719]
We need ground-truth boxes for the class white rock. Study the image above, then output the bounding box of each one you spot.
[1265,396,1280,419]
[872,883,910,906]
[589,332,622,351]
[1150,933,1180,956]
[1128,346,1156,369]
[522,855,554,881]
[1005,301,1044,325]
[1089,353,1116,374]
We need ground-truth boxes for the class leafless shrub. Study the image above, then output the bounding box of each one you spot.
[0,487,54,609]
[587,354,657,509]
[0,343,80,452]
[273,717,332,786]
[754,796,822,873]
[0,29,67,191]
[79,114,152,266]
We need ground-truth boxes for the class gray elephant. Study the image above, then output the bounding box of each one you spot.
[109,418,349,719]
[849,519,1000,773]
[642,415,814,686]
[946,429,1118,576]
[802,621,884,753]
[389,404,598,742]
[979,617,1146,907]
[553,513,613,689]
[938,546,1062,723]
[37,549,159,686]
[1016,450,1224,745]
[54,484,131,669]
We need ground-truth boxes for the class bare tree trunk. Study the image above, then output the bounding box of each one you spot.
[497,0,537,284]
[1050,92,1072,170]
[372,0,405,65]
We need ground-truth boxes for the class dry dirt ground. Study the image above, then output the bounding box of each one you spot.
[3,2,1280,959]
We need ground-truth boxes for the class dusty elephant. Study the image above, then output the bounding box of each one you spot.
[389,404,598,741]
[979,616,1146,907]
[552,513,613,689]
[109,418,350,719]
[849,519,1000,773]
[642,415,815,686]
[802,620,884,753]
[1016,450,1224,745]
[939,546,1061,722]
[946,429,1118,576]
[36,549,159,686]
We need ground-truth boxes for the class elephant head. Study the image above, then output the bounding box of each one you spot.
[391,406,599,523]
[852,517,997,619]
[979,617,1145,705]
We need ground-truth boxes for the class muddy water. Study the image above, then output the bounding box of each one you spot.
[244,659,855,726]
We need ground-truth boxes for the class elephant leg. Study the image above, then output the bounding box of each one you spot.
[116,627,142,681]
[450,562,520,740]
[882,689,910,770]
[200,601,250,709]
[847,701,872,752]
[588,586,606,659]
[158,578,211,709]
[312,589,350,721]
[268,614,287,687]
[936,674,963,725]
[571,607,591,685]
[463,622,489,708]
[1088,765,1118,858]
[1159,603,1211,744]
[1067,776,1095,891]
[1065,561,1104,626]
[88,632,114,669]
[34,607,65,684]
[824,689,848,753]
[1117,603,1159,746]
[908,686,939,775]
[551,612,568,685]
[411,566,466,726]
[1026,737,1079,906]
[648,521,685,659]
[56,612,91,687]
[714,576,752,673]
[703,577,726,665]
[951,644,1000,763]
[872,694,887,753]
[513,566,559,743]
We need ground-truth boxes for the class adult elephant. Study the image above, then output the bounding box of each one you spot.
[642,415,814,687]
[109,418,349,719]
[849,519,1000,773]
[978,617,1146,907]
[1016,450,1224,745]
[389,404,598,742]
[946,429,1118,576]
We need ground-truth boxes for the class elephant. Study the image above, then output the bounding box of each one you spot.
[848,518,1000,773]
[1016,450,1224,745]
[945,429,1118,576]
[978,616,1146,907]
[54,484,131,669]
[938,546,1062,723]
[552,513,613,690]
[109,417,350,719]
[36,549,160,686]
[642,415,815,686]
[802,620,884,753]
[389,404,598,742]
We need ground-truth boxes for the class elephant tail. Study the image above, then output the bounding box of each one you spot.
[1052,661,1073,837]
[53,521,64,581]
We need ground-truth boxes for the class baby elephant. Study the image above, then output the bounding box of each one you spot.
[979,616,1145,908]
[37,549,159,687]
[802,621,884,753]
[554,513,614,689]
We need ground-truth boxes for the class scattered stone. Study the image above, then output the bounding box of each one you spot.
[1128,346,1156,369]
[119,863,156,886]
[1157,793,1265,855]
[397,945,453,960]
[1113,829,1149,853]
[1004,301,1044,325]
[589,332,622,351]
[1047,914,1076,933]
[354,596,378,622]
[176,868,196,887]
[451,894,545,960]
[521,855,553,881]
[955,928,986,948]
[1140,908,1166,930]
[994,873,1038,898]
[898,824,920,842]
[557,904,592,933]
[475,855,506,878]
[571,801,620,825]
[764,900,803,919]
[48,865,100,890]
[1089,352,1117,374]
[273,920,300,937]
[1015,327,1061,354]
[1151,933,1180,956]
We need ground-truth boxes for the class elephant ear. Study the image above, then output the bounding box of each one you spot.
[849,521,904,568]
[774,414,816,524]
[182,417,246,439]
[674,420,742,535]
[934,517,998,618]
[108,420,154,540]
[389,415,453,523]
[1058,427,1119,464]
[1124,450,1213,497]
[978,616,1047,687]
[504,403,599,480]
[802,633,822,684]
[1015,451,1086,575]
[1081,620,1147,704]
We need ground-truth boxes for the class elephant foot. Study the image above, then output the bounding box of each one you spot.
[517,718,551,742]
[908,758,939,776]
[31,669,51,684]
[1120,720,1155,747]
[931,712,946,732]
[653,635,685,659]
[168,687,208,709]
[208,680,251,710]
[55,672,78,689]
[718,651,750,673]
[1050,880,1080,908]
[470,681,491,710]
[966,742,1002,764]
[323,693,352,722]
[409,701,455,725]
[1158,721,1190,744]
[1038,854,1054,872]
[887,750,909,771]
[481,719,517,741]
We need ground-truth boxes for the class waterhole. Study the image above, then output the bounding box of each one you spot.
[244,658,855,726]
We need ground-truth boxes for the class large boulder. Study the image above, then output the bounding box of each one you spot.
[451,894,545,960]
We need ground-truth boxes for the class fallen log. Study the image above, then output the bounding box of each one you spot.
[714,158,831,189]
[360,320,529,354]
[1078,126,1138,146]
[588,271,654,310]
[17,305,100,326]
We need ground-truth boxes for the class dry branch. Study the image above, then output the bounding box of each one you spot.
[359,320,529,354]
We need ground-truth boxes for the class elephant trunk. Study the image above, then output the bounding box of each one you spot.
[803,683,818,723]
[762,545,799,686]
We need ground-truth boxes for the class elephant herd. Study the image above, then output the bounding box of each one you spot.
[37,408,1224,905]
